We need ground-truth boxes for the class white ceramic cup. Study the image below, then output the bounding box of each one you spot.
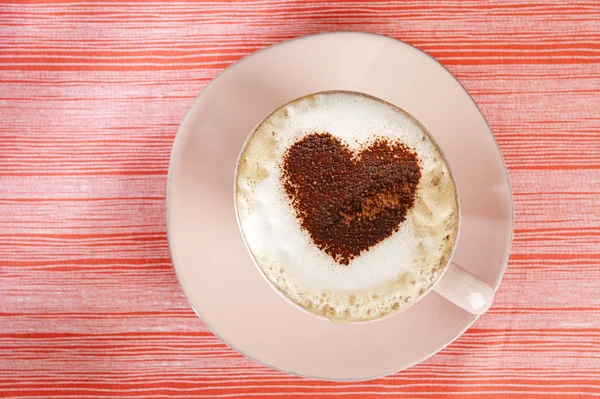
[238,90,495,319]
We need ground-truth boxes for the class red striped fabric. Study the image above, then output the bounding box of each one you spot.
[1,1,599,398]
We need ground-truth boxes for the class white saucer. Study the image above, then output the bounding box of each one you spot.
[166,32,513,381]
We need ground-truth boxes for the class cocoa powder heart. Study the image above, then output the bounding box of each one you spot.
[282,133,421,265]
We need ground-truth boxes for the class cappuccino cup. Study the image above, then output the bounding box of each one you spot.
[235,90,494,322]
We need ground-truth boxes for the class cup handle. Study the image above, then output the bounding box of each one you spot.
[432,262,495,315]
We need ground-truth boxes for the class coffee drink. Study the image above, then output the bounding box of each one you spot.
[235,91,459,322]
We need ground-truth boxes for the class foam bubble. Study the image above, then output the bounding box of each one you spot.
[235,91,459,322]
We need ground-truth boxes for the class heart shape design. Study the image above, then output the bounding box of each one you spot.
[282,133,421,265]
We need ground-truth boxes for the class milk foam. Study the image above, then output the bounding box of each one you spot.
[235,91,459,322]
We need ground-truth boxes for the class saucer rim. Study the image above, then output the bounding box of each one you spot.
[166,31,514,381]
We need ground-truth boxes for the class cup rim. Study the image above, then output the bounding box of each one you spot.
[232,89,462,324]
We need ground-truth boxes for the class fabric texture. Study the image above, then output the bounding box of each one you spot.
[1,1,599,398]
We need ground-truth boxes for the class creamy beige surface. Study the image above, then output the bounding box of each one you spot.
[235,91,459,322]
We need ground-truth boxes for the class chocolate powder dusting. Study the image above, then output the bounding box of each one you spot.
[282,133,421,265]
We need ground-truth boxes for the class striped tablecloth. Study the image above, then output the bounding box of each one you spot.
[1,1,599,398]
